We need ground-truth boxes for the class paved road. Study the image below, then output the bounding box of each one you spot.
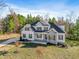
[0,38,19,47]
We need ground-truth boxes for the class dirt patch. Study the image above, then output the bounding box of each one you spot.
[0,33,20,40]
[36,46,46,59]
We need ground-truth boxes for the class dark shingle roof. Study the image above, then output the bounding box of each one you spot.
[31,21,39,26]
[31,21,49,26]
[31,21,65,33]
[49,23,65,33]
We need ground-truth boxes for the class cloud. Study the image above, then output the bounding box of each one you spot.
[0,2,79,20]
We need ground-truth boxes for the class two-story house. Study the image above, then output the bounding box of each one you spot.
[20,20,65,44]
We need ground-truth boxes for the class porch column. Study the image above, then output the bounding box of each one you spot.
[42,33,48,41]
[56,33,58,44]
[42,34,44,40]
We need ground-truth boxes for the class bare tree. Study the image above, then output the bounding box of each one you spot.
[0,0,6,9]
[44,13,49,21]
[66,11,76,23]
[65,11,76,38]
[0,0,20,32]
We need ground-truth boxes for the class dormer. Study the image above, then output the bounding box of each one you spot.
[32,20,50,31]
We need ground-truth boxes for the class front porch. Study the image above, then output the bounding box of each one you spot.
[31,40,47,44]
[34,28,58,44]
[20,39,57,45]
[32,39,58,44]
[34,32,58,44]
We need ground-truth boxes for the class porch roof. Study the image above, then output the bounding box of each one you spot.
[49,23,65,33]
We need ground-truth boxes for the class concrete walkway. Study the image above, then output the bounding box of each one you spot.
[0,38,19,47]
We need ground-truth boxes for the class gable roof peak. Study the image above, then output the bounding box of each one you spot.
[39,20,49,26]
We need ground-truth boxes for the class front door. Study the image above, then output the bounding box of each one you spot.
[44,34,47,40]
[48,35,56,40]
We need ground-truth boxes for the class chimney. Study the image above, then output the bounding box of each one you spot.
[57,17,65,31]
[58,25,65,31]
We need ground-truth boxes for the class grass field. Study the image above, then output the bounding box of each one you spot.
[0,34,79,59]
[0,42,79,59]
[66,39,79,46]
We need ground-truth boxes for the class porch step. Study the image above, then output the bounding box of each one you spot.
[47,40,57,44]
[31,40,47,44]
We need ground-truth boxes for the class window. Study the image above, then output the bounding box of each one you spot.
[58,35,63,40]
[23,34,26,38]
[29,34,32,38]
[53,35,56,40]
[25,27,29,31]
[44,34,47,39]
[37,34,42,38]
[37,27,42,30]
[44,27,48,30]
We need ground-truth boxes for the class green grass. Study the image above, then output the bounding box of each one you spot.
[0,43,79,59]
[66,39,79,47]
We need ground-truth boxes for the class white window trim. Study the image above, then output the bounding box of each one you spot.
[58,35,63,40]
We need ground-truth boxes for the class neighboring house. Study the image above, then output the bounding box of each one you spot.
[20,20,65,44]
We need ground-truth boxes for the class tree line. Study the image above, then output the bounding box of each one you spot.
[0,13,79,40]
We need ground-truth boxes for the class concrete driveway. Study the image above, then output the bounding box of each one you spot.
[0,37,19,47]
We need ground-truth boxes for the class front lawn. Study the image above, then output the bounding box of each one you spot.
[0,43,79,59]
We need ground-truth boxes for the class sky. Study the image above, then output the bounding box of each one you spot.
[0,0,79,20]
